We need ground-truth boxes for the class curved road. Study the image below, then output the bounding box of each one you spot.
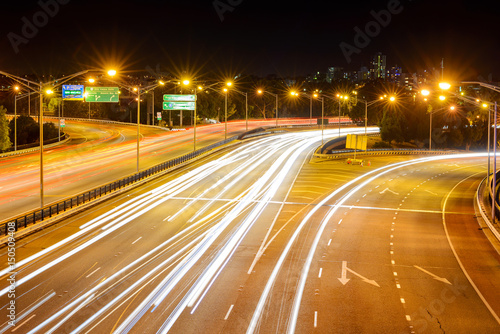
[0,117,328,220]
[0,130,498,333]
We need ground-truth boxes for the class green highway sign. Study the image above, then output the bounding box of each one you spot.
[163,101,196,110]
[163,94,196,102]
[85,87,120,103]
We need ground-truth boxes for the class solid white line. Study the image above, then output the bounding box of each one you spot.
[86,267,100,278]
[132,237,142,244]
[442,171,500,325]
[327,239,332,246]
[224,305,234,320]
[314,311,318,328]
[318,268,323,278]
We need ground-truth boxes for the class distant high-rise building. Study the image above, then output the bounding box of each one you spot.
[370,52,387,80]
[388,65,402,84]
[357,66,370,82]
[326,67,344,83]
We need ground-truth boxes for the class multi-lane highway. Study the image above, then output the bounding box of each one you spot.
[0,117,328,220]
[1,129,499,333]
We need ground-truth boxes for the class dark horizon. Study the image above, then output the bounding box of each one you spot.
[1,0,499,81]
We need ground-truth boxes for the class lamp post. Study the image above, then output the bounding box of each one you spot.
[1,69,95,208]
[358,96,387,135]
[257,90,278,127]
[106,74,165,172]
[441,81,499,223]
[231,89,248,131]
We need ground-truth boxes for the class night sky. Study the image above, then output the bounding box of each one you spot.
[1,0,498,80]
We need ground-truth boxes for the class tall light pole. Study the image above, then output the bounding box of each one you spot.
[228,88,248,131]
[358,96,386,135]
[441,81,499,223]
[1,69,94,208]
[181,80,205,151]
[336,94,349,136]
[257,89,278,127]
[224,88,228,140]
[106,73,165,172]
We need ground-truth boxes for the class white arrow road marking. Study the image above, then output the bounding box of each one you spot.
[338,261,350,285]
[379,188,399,195]
[414,265,451,285]
[425,190,438,196]
[338,261,380,287]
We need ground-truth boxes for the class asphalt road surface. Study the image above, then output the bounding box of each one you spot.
[0,130,499,333]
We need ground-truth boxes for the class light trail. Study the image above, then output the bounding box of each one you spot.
[246,152,487,334]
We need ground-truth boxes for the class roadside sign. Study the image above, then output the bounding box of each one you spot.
[85,87,120,103]
[346,134,367,151]
[157,112,162,120]
[163,94,196,102]
[163,101,195,110]
[60,119,65,127]
[62,85,84,100]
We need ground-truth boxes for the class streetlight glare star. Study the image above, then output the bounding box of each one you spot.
[439,82,451,90]
[107,69,117,77]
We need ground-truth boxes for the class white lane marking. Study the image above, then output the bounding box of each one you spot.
[396,284,401,289]
[327,239,332,246]
[425,189,438,196]
[132,237,142,245]
[379,188,399,195]
[442,171,500,325]
[400,298,405,304]
[314,311,318,328]
[338,219,343,224]
[11,314,36,332]
[163,216,171,221]
[318,268,323,278]
[86,267,101,278]
[414,265,451,285]
[224,305,234,320]
[406,315,411,321]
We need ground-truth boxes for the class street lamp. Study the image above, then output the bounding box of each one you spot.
[104,73,166,172]
[441,81,500,223]
[428,105,456,151]
[291,89,320,127]
[357,95,395,135]
[336,94,350,136]
[0,68,96,208]
[257,89,279,127]
[13,86,33,151]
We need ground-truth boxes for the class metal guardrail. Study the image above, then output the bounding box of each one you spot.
[0,135,238,236]
[0,134,70,159]
[477,176,500,243]
[315,148,461,160]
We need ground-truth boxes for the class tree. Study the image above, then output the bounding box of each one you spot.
[9,115,39,146]
[0,106,12,151]
[379,106,405,143]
